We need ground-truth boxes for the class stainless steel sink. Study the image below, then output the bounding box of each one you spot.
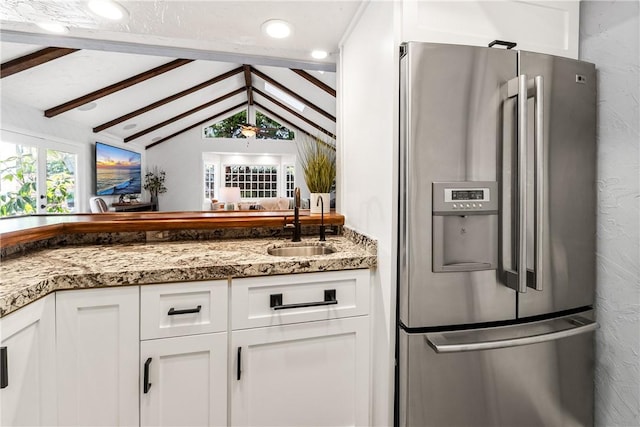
[267,245,336,257]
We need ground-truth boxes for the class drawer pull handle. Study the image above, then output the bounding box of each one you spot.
[143,357,152,394]
[167,305,202,316]
[270,289,337,310]
[1,346,7,389]
[237,347,242,381]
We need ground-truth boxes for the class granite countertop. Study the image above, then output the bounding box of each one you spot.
[0,235,376,317]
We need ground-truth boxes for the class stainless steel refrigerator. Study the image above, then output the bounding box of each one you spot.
[398,42,598,426]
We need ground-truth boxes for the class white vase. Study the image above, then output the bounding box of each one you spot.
[310,193,330,214]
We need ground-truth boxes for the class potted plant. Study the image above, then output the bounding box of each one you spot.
[298,135,335,214]
[143,167,167,211]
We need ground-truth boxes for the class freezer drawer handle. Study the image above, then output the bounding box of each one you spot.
[167,305,202,316]
[270,289,338,310]
[426,316,598,353]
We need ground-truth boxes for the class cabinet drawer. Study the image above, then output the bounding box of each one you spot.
[141,280,228,340]
[232,270,370,329]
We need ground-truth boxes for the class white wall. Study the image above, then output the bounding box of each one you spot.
[579,1,640,425]
[146,124,307,211]
[0,97,145,211]
[339,1,400,425]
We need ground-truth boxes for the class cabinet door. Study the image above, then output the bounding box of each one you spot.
[231,316,370,426]
[140,333,227,427]
[56,287,139,426]
[402,0,580,59]
[0,295,56,426]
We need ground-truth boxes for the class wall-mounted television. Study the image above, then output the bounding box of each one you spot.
[95,142,142,195]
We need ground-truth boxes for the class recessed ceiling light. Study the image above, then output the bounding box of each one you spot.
[262,19,292,39]
[77,102,97,111]
[311,50,328,59]
[123,123,137,130]
[87,0,128,21]
[36,22,69,34]
[151,137,161,142]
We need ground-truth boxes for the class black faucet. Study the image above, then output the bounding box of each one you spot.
[317,196,326,241]
[291,187,302,242]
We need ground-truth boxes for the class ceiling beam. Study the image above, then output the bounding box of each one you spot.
[1,47,79,79]
[1,30,336,72]
[290,69,336,97]
[125,87,246,142]
[145,102,247,149]
[243,64,254,105]
[254,102,315,140]
[93,66,244,133]
[251,67,335,122]
[44,58,194,117]
[253,87,336,139]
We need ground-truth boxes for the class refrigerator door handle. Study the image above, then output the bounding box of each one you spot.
[504,74,529,293]
[532,75,544,291]
[425,315,597,353]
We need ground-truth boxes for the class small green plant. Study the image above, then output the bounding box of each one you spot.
[143,167,167,198]
[297,135,336,193]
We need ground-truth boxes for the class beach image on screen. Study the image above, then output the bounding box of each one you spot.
[95,143,142,195]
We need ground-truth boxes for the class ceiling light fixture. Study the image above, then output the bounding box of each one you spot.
[123,123,137,130]
[240,126,257,138]
[262,19,292,39]
[36,22,69,34]
[87,0,128,20]
[311,50,328,59]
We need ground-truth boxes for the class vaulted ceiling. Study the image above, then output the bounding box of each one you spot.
[0,1,360,149]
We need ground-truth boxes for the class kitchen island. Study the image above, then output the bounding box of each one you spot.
[0,212,376,427]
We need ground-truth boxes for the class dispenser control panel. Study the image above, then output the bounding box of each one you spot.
[433,181,498,215]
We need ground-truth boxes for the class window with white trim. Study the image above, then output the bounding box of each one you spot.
[204,163,215,200]
[285,165,295,198]
[224,165,278,199]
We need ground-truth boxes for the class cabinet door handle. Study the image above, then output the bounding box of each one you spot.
[236,347,242,381]
[269,289,338,310]
[1,346,7,389]
[488,39,517,49]
[167,305,202,316]
[143,357,152,393]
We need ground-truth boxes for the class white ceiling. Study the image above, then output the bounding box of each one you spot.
[0,0,363,66]
[0,1,361,149]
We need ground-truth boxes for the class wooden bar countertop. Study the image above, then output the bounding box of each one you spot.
[0,210,344,249]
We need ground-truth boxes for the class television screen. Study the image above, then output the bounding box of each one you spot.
[95,142,142,195]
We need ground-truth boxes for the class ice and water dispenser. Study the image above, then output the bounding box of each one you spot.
[432,182,498,272]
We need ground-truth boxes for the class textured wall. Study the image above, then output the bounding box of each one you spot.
[579,1,640,425]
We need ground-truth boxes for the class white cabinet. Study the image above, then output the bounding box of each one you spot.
[140,334,227,427]
[140,280,228,427]
[230,270,371,427]
[0,295,57,426]
[56,287,139,427]
[401,0,581,59]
